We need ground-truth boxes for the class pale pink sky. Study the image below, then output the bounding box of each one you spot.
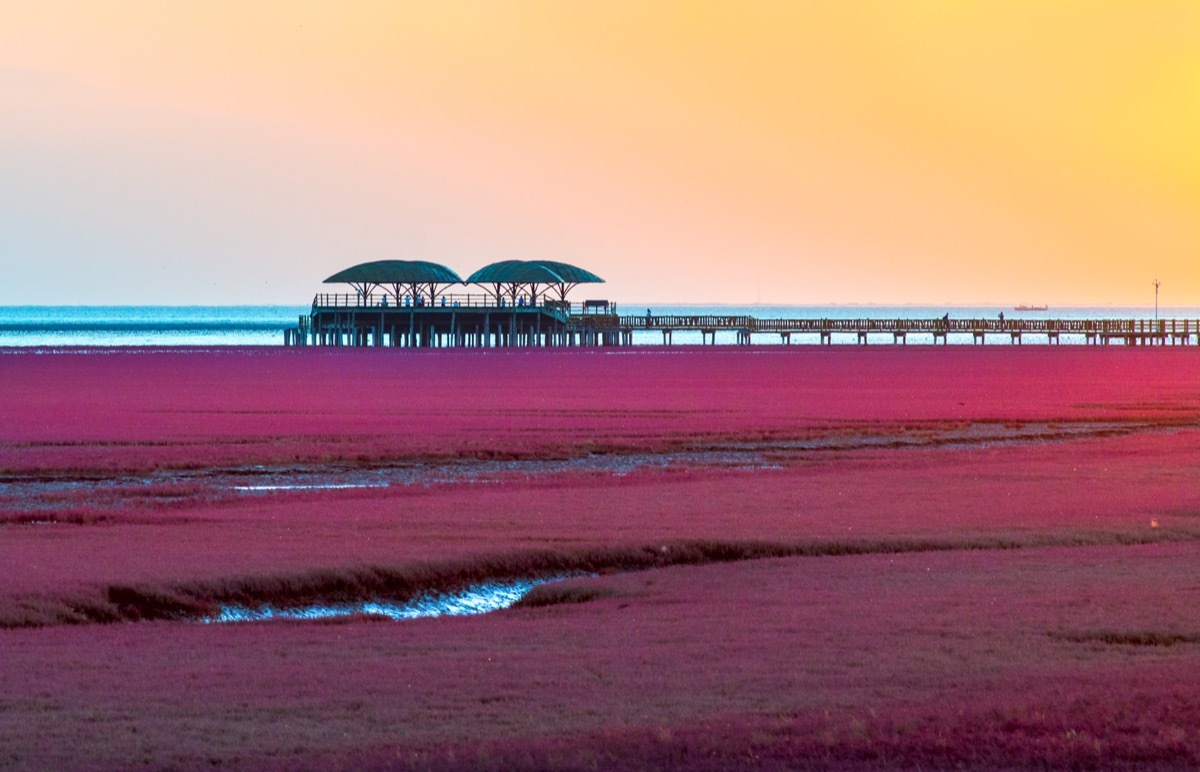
[2,2,1198,305]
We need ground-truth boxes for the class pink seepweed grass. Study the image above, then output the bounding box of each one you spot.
[5,543,1200,768]
[3,430,1198,615]
[4,346,1200,767]
[3,345,1199,474]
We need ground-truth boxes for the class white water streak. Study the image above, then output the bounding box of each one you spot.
[206,577,556,623]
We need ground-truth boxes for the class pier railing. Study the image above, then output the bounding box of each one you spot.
[313,292,581,311]
[615,316,1198,336]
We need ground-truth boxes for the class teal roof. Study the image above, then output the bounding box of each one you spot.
[324,260,463,285]
[465,260,604,285]
[529,260,605,284]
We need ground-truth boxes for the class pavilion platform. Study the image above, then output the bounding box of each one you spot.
[286,294,629,348]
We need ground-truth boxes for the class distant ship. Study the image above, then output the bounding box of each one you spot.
[1013,305,1048,311]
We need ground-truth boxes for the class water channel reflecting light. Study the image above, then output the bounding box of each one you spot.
[206,577,560,623]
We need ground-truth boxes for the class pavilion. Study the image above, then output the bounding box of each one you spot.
[295,259,616,347]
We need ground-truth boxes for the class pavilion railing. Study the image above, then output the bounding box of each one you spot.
[313,293,571,311]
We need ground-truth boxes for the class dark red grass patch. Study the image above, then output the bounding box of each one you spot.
[1051,630,1200,647]
[513,579,625,608]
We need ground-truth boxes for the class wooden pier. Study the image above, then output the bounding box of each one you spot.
[285,297,1200,348]
[618,315,1200,346]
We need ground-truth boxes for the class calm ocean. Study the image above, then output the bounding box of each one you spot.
[0,305,1193,347]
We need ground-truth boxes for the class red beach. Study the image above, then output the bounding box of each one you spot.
[4,345,1200,769]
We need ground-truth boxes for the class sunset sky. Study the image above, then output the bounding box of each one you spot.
[2,1,1198,306]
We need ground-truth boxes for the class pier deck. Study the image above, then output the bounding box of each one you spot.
[285,296,1199,347]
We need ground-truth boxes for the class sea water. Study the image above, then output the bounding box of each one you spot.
[0,304,1195,347]
[0,306,307,347]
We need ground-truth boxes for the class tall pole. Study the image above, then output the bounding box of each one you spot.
[1154,278,1161,321]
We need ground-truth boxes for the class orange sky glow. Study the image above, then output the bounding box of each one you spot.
[2,1,1198,305]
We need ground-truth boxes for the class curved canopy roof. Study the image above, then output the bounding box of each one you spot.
[465,260,604,285]
[529,260,605,284]
[324,260,463,285]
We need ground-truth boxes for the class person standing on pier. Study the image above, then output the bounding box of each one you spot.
[646,308,652,326]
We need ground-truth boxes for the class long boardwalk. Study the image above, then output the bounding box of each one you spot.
[285,297,1199,347]
[620,315,1200,346]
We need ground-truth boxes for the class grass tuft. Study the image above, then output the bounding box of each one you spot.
[1051,630,1200,647]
